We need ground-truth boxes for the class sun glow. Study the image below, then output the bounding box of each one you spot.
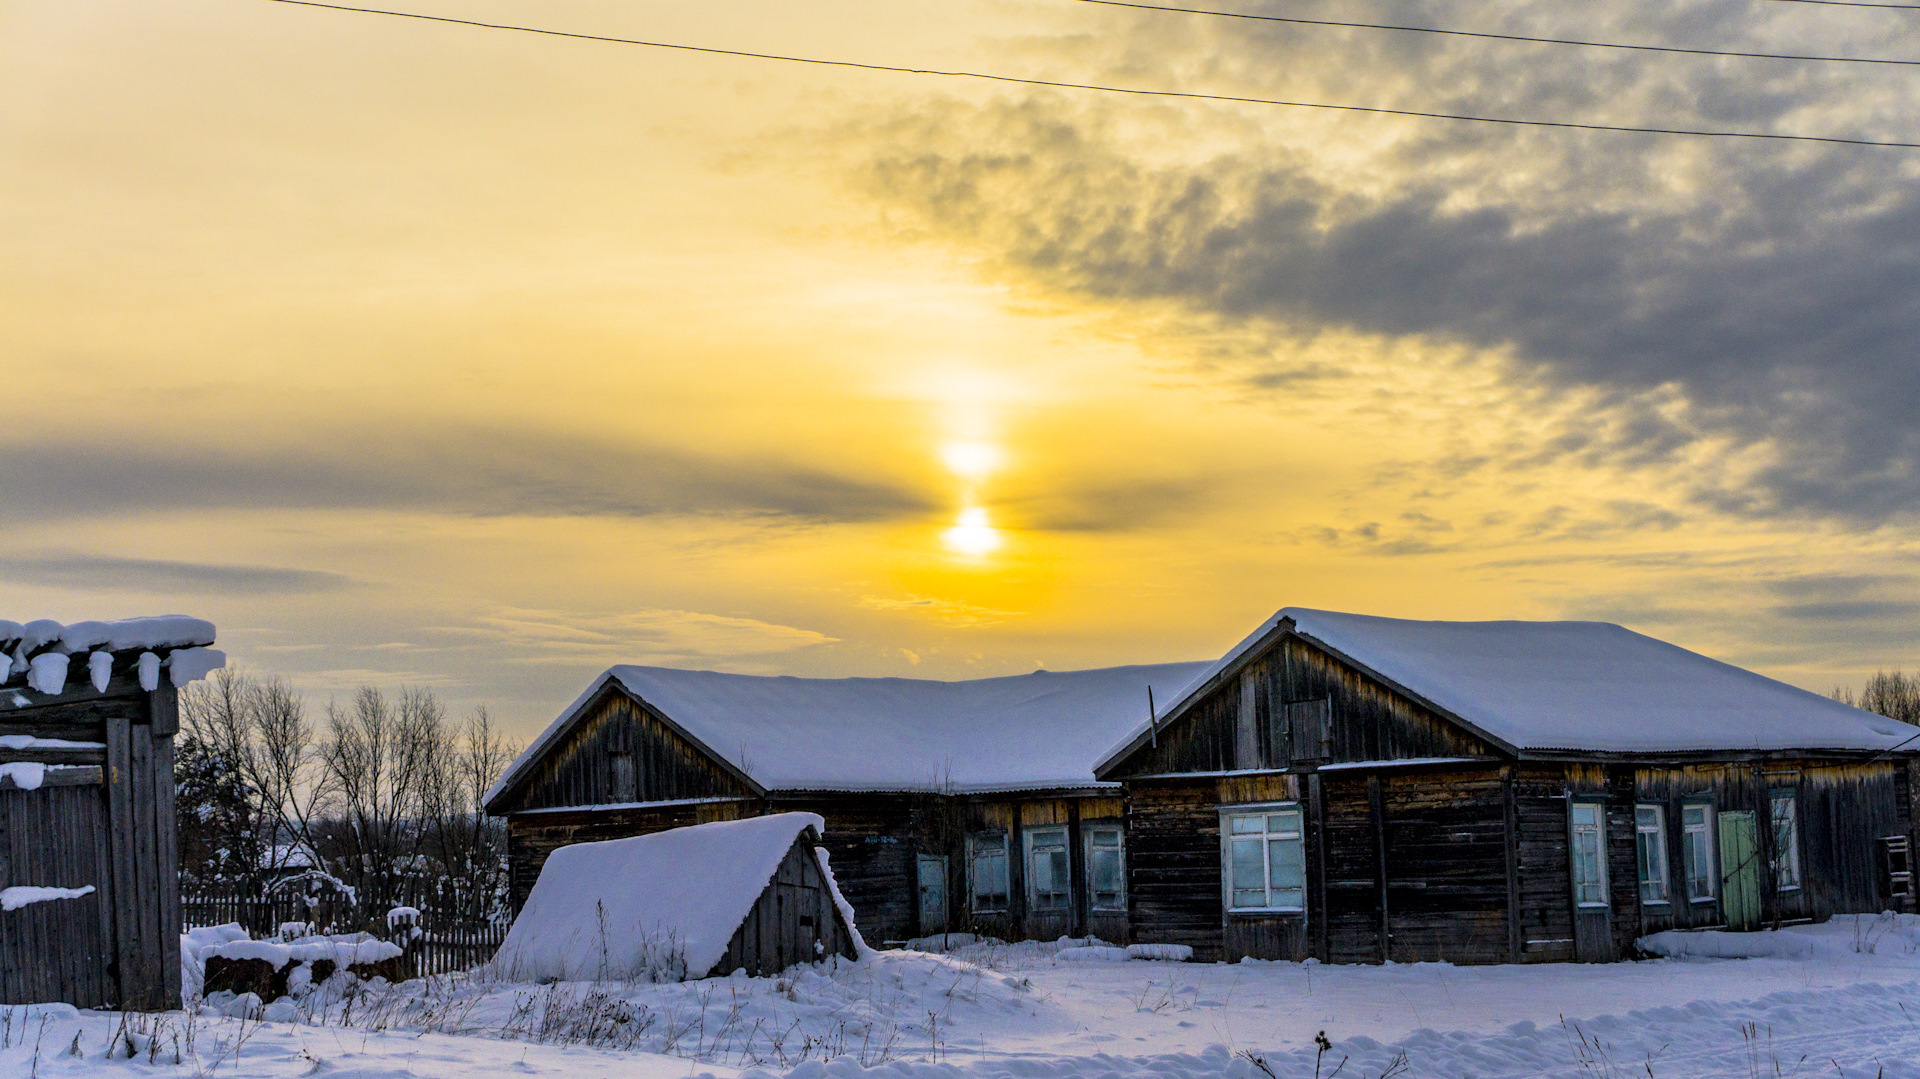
[941,440,1004,480]
[942,506,1002,557]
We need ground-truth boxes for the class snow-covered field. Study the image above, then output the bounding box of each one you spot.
[12,917,1920,1079]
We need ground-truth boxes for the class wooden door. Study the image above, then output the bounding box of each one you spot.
[1719,812,1761,931]
[0,782,116,1007]
[916,854,948,936]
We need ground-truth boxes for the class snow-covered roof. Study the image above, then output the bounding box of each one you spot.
[0,616,223,699]
[488,661,1211,806]
[492,812,843,980]
[1098,609,1916,770]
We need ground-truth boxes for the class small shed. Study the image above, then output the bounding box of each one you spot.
[493,812,863,981]
[0,616,224,1009]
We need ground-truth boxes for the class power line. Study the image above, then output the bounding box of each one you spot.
[1069,0,1920,66]
[1759,0,1920,10]
[257,0,1920,149]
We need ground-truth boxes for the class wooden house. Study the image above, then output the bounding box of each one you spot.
[1093,608,1920,964]
[0,617,226,1008]
[493,813,858,980]
[482,662,1207,945]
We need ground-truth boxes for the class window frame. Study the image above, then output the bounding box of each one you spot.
[1682,800,1718,903]
[966,831,1010,914]
[1218,802,1308,915]
[1634,803,1671,906]
[1024,825,1072,913]
[1770,789,1803,893]
[1568,798,1610,909]
[1084,824,1127,912]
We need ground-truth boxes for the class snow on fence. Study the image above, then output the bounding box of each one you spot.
[183,893,509,978]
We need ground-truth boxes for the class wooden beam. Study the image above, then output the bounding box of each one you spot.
[0,765,102,789]
[105,716,138,1009]
[1369,773,1390,963]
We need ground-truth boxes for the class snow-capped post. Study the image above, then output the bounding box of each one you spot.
[0,615,224,1011]
[386,905,424,978]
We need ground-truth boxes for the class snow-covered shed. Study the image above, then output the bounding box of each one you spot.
[494,813,859,980]
[1095,608,1920,965]
[484,662,1208,946]
[0,617,225,1008]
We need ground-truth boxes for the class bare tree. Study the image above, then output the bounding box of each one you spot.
[1834,671,1920,727]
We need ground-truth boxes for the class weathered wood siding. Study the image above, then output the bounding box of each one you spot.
[714,838,858,977]
[0,675,179,1009]
[1127,780,1224,958]
[1113,637,1497,777]
[1379,767,1509,963]
[497,691,758,813]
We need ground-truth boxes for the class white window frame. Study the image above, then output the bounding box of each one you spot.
[1219,802,1307,914]
[1569,799,1609,908]
[967,832,1009,914]
[1024,826,1072,912]
[1683,802,1717,903]
[1634,804,1670,905]
[1085,825,1126,912]
[1770,789,1803,892]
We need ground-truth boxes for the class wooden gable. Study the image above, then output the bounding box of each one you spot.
[489,686,761,813]
[1103,632,1503,778]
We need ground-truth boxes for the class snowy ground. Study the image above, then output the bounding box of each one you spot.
[12,916,1920,1079]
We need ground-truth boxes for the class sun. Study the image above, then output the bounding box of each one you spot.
[942,506,1002,557]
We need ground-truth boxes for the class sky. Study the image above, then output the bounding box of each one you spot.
[4,0,1919,740]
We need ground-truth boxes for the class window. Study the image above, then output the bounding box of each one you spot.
[1569,801,1609,907]
[1026,827,1071,911]
[1086,826,1126,911]
[1222,805,1306,912]
[1635,805,1670,904]
[968,833,1008,913]
[1770,790,1802,892]
[1683,803,1717,902]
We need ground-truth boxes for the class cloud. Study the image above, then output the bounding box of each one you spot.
[0,425,932,524]
[1001,477,1214,533]
[844,2,1920,525]
[467,606,837,662]
[0,551,356,594]
[857,594,1019,626]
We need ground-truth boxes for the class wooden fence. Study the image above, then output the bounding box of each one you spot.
[183,893,509,978]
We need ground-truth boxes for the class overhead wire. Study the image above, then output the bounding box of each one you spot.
[257,0,1920,149]
[1068,0,1920,66]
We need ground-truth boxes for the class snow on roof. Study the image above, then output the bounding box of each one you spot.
[1101,608,1916,767]
[492,812,836,981]
[1,616,221,696]
[488,661,1211,806]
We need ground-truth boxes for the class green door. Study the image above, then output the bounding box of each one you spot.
[1719,811,1761,931]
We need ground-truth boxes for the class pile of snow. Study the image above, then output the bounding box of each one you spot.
[494,813,863,982]
[1111,607,1918,765]
[180,922,403,999]
[1639,913,1920,960]
[0,616,221,695]
[489,661,1211,802]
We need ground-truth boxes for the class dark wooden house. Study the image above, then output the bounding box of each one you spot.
[0,616,225,1008]
[483,662,1207,946]
[493,813,858,980]
[1094,608,1920,964]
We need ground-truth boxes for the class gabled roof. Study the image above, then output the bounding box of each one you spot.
[1096,608,1915,773]
[486,661,1212,807]
[492,812,846,980]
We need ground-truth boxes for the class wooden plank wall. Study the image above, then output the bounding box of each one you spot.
[1115,637,1496,777]
[774,795,919,945]
[1126,781,1225,959]
[714,839,857,977]
[498,692,759,813]
[1379,768,1509,963]
[0,676,179,1009]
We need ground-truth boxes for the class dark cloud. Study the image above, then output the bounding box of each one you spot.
[849,3,1920,525]
[0,552,356,594]
[0,427,933,524]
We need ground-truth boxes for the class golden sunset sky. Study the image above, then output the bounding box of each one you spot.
[5,0,1918,737]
